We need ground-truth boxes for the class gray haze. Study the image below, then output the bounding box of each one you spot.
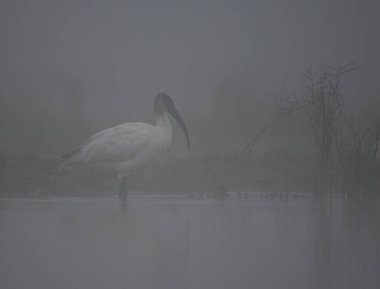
[1,2,380,289]
[0,0,379,155]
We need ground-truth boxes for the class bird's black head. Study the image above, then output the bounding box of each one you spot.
[154,92,191,150]
[154,92,174,115]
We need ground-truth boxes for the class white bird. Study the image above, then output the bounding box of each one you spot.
[61,92,190,208]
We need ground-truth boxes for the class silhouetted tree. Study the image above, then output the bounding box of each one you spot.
[336,117,380,198]
[277,63,357,196]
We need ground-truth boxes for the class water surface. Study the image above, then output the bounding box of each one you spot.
[0,196,379,289]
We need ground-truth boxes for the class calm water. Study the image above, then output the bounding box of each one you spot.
[0,196,379,289]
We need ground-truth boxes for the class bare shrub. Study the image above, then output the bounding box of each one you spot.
[277,63,358,196]
[336,118,380,198]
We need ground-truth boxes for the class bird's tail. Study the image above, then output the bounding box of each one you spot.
[58,148,81,170]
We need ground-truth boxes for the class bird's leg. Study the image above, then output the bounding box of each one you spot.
[118,176,128,210]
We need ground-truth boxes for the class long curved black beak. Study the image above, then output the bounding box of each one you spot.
[167,104,191,150]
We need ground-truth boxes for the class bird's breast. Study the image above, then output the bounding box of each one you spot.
[151,126,172,151]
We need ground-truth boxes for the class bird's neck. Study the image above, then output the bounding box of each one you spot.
[155,112,172,135]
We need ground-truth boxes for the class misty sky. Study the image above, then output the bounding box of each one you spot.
[0,0,379,154]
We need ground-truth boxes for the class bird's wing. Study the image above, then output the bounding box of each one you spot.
[62,122,152,166]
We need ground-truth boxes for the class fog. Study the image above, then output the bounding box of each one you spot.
[1,1,380,289]
[0,0,379,154]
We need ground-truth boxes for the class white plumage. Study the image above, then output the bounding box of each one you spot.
[63,118,170,173]
[61,93,190,208]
